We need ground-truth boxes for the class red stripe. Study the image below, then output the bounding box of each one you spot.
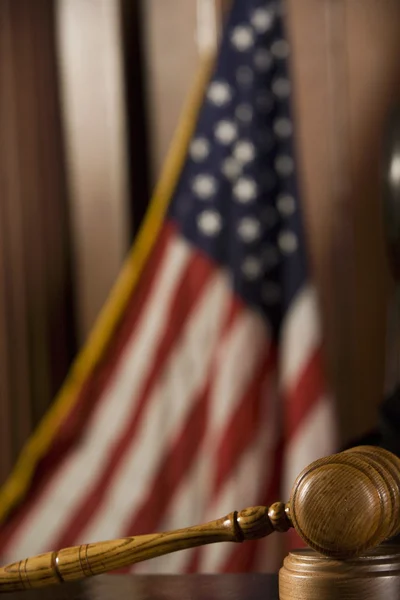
[281,346,326,553]
[186,362,278,573]
[126,382,211,537]
[284,345,325,442]
[52,249,217,548]
[125,296,243,540]
[212,345,277,497]
[0,223,175,553]
[186,548,201,573]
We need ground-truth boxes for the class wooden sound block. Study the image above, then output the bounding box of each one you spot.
[279,545,400,600]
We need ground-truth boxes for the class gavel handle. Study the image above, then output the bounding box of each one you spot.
[0,503,291,592]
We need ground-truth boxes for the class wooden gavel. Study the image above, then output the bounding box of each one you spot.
[1,445,400,593]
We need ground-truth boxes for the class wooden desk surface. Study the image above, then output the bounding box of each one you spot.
[0,574,279,600]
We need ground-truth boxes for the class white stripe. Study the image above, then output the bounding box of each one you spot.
[170,310,270,528]
[198,376,279,572]
[280,286,320,390]
[132,310,270,573]
[136,417,277,575]
[282,394,337,501]
[5,237,192,562]
[76,270,231,544]
[280,284,337,501]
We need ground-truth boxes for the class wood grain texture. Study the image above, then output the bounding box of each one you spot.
[285,0,400,444]
[0,506,288,592]
[279,546,400,600]
[0,447,399,592]
[0,0,76,480]
[290,446,400,557]
[344,446,400,538]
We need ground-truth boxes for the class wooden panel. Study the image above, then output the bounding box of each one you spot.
[56,0,130,343]
[0,1,37,470]
[143,0,200,182]
[0,0,76,479]
[143,1,233,182]
[286,0,400,443]
[345,0,400,419]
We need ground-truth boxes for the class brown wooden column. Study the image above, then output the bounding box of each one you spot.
[286,0,400,444]
[55,0,130,342]
[0,0,76,481]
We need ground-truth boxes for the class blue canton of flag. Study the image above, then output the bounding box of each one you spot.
[170,0,305,336]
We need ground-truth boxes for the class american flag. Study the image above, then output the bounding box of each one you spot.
[0,0,336,573]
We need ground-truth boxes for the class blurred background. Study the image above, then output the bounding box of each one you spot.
[0,0,231,484]
[0,0,399,562]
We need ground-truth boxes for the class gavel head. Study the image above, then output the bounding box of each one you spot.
[289,446,400,558]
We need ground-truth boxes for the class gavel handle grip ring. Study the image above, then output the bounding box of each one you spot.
[0,503,291,593]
